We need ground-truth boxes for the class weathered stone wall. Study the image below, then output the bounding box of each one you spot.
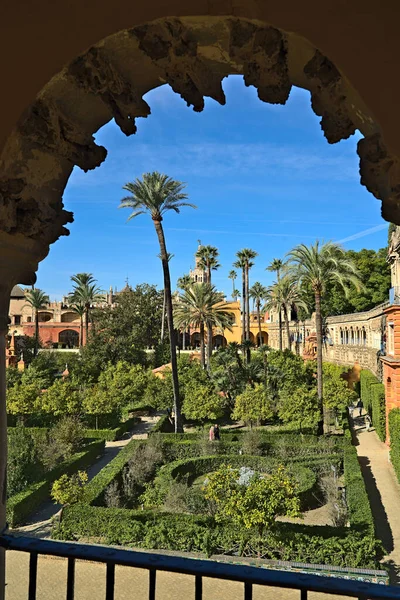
[268,302,387,378]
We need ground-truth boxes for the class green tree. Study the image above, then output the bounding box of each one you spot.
[232,383,274,427]
[278,385,319,432]
[249,282,267,347]
[196,245,221,366]
[82,385,120,429]
[69,301,85,348]
[120,172,196,432]
[174,283,234,369]
[7,427,43,497]
[234,249,258,362]
[6,383,40,423]
[96,361,148,410]
[51,471,88,505]
[266,276,308,351]
[266,258,284,350]
[182,382,225,422]
[287,241,362,434]
[40,379,82,416]
[24,288,49,356]
[322,364,357,413]
[70,273,103,345]
[204,464,300,539]
[176,275,192,350]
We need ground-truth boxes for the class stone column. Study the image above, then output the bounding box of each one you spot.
[0,232,47,600]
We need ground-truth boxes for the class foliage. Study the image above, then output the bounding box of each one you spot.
[322,364,358,413]
[182,382,225,422]
[204,464,301,536]
[6,367,22,389]
[7,440,104,527]
[360,370,386,442]
[51,471,88,505]
[77,285,155,381]
[389,408,400,484]
[343,438,374,533]
[142,372,172,410]
[7,426,44,497]
[37,416,84,471]
[232,384,274,426]
[6,382,40,419]
[40,379,82,416]
[321,248,391,315]
[55,505,381,567]
[278,385,319,431]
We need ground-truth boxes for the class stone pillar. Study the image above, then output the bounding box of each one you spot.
[0,232,47,600]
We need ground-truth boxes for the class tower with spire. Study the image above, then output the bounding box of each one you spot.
[189,240,209,284]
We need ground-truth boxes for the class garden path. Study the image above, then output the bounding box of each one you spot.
[13,413,161,539]
[352,411,400,583]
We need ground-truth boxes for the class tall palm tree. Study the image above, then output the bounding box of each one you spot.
[267,258,284,350]
[69,301,85,349]
[119,171,196,432]
[176,274,192,350]
[234,249,258,361]
[25,288,50,356]
[286,241,362,433]
[233,256,246,345]
[159,252,174,343]
[228,270,238,299]
[70,273,103,345]
[174,283,234,369]
[272,276,308,351]
[195,245,221,366]
[249,282,267,347]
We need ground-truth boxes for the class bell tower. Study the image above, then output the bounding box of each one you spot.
[189,240,208,284]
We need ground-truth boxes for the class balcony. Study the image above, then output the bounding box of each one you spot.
[0,532,398,600]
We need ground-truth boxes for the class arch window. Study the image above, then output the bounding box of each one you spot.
[362,327,367,346]
[58,329,79,348]
[340,329,344,345]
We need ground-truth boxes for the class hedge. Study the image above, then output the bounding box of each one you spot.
[83,416,139,441]
[83,438,143,506]
[389,408,400,484]
[54,505,382,568]
[343,438,374,533]
[148,414,174,434]
[7,440,105,527]
[7,416,140,443]
[360,370,386,441]
[153,431,319,443]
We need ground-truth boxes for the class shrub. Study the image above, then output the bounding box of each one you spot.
[389,408,400,483]
[360,370,386,441]
[7,440,104,527]
[55,506,382,568]
[343,439,374,533]
[7,426,44,497]
[37,416,84,471]
[240,429,265,456]
[51,471,88,505]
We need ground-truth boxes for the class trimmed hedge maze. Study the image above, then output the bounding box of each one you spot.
[54,432,382,568]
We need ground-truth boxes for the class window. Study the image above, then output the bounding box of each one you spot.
[388,322,395,355]
[340,329,344,345]
[27,316,32,323]
[14,315,21,325]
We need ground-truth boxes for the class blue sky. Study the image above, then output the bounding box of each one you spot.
[35,76,389,300]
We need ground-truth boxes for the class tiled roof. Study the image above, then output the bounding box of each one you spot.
[10,285,25,298]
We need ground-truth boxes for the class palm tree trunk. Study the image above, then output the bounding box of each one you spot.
[200,322,206,369]
[34,309,39,356]
[278,312,283,351]
[283,305,291,351]
[241,269,246,343]
[245,266,251,363]
[207,265,213,369]
[315,290,324,435]
[182,328,186,351]
[257,302,262,347]
[154,219,182,433]
[161,289,166,342]
[79,315,83,349]
[85,305,89,346]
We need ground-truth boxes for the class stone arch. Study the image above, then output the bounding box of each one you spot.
[191,331,201,347]
[212,334,227,349]
[61,311,79,323]
[362,326,367,346]
[58,329,79,348]
[340,328,344,345]
[1,15,400,288]
[38,311,52,323]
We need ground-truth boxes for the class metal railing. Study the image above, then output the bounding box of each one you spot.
[0,533,398,600]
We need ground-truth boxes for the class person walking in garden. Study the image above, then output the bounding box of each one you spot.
[209,424,215,441]
[356,399,363,417]
[365,414,372,431]
[214,424,220,441]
